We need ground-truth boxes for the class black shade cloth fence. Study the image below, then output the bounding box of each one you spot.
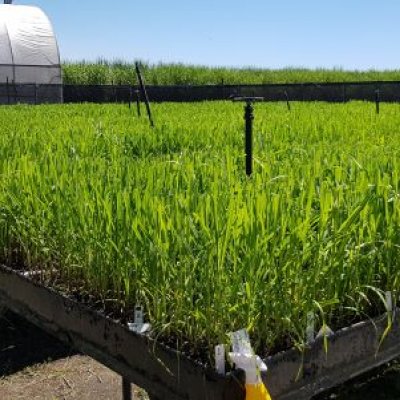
[0,83,63,104]
[63,81,400,103]
[1,81,400,104]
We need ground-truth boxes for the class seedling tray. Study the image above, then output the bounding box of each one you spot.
[1,265,399,400]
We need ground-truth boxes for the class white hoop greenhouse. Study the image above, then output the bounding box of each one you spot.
[0,4,62,103]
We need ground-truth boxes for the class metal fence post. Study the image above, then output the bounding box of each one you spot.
[244,101,254,176]
[135,62,154,127]
[135,89,141,117]
[6,77,10,105]
[284,90,291,111]
[375,89,380,114]
[12,79,16,104]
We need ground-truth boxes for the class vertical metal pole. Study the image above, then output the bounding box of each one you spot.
[284,90,291,111]
[244,101,254,176]
[13,79,16,104]
[6,77,10,105]
[135,62,154,127]
[135,89,141,117]
[375,89,380,114]
[128,86,132,109]
[112,80,117,103]
[122,377,132,400]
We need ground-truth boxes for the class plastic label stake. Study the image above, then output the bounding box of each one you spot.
[128,305,152,334]
[215,344,226,375]
[306,312,315,344]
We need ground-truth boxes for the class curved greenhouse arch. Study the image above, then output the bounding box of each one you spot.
[0,4,62,85]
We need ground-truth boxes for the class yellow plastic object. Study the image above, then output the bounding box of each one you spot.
[246,383,272,400]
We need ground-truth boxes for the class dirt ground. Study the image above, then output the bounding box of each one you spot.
[0,311,148,400]
[1,310,400,400]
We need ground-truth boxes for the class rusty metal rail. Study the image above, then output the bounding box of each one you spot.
[1,264,400,399]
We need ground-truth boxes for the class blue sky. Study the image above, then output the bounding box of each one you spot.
[16,0,400,69]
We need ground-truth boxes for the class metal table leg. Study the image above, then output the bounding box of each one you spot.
[122,377,132,400]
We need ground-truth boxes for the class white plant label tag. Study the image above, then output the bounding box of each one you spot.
[215,344,225,375]
[134,305,144,325]
[127,305,152,334]
[229,329,252,355]
[306,312,315,343]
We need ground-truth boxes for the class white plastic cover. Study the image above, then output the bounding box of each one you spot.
[0,4,61,84]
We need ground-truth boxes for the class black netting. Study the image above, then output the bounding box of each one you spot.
[1,82,400,105]
[0,83,62,104]
[63,82,400,103]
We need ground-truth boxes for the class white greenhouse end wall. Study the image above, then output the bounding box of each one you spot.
[0,4,62,103]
